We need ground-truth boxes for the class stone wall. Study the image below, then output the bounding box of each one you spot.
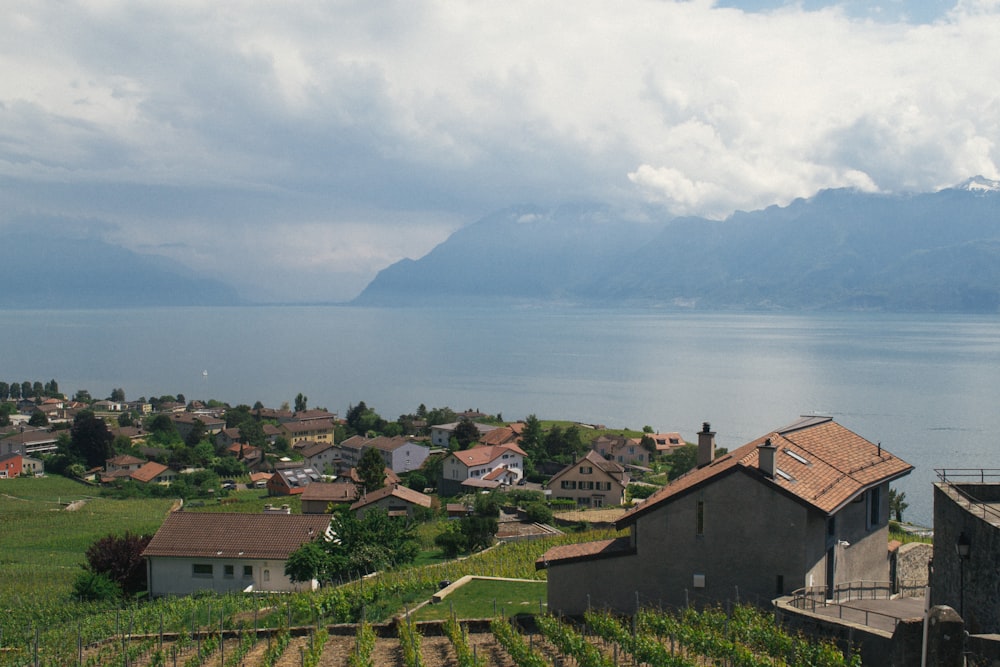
[895,542,931,593]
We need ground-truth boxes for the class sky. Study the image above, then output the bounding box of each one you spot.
[2,0,999,302]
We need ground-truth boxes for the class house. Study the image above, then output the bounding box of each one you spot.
[106,454,145,473]
[538,417,913,614]
[350,483,433,519]
[439,443,526,496]
[346,466,401,489]
[430,422,500,448]
[363,436,431,473]
[226,442,263,467]
[142,512,332,597]
[249,472,273,488]
[647,431,686,456]
[1,453,25,478]
[334,435,367,471]
[267,466,322,495]
[299,441,339,473]
[169,412,226,440]
[280,418,336,448]
[479,423,525,447]
[130,461,177,485]
[300,481,359,514]
[591,435,651,467]
[548,450,630,507]
[0,428,60,456]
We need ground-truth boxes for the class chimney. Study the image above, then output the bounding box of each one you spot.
[697,422,716,467]
[758,438,777,478]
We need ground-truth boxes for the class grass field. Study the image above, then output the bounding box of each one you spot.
[410,578,547,621]
[0,476,174,608]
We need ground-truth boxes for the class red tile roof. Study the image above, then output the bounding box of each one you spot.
[301,481,358,503]
[535,537,634,570]
[350,483,433,511]
[130,462,171,483]
[450,443,527,468]
[617,417,912,527]
[142,512,331,560]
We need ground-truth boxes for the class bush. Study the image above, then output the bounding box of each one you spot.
[524,502,553,524]
[626,483,657,500]
[72,571,121,601]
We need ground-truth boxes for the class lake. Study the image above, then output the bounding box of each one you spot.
[4,305,999,526]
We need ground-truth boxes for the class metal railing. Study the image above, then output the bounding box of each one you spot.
[935,469,1000,524]
[788,580,924,631]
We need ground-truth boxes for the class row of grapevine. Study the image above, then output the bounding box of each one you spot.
[444,616,487,667]
[535,614,613,667]
[397,618,424,667]
[347,621,376,667]
[584,610,694,667]
[490,618,550,667]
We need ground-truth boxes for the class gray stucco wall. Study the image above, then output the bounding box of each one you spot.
[547,472,893,614]
[147,556,313,597]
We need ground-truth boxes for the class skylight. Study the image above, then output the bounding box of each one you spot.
[775,468,794,482]
[784,449,810,466]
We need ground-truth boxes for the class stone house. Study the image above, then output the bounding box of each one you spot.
[539,417,912,613]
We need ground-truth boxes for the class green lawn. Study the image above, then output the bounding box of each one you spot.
[184,488,302,513]
[409,578,547,621]
[0,476,174,604]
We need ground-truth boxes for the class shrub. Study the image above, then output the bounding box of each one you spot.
[72,571,121,601]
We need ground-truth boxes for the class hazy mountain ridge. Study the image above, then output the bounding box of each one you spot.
[0,232,242,308]
[355,180,1000,312]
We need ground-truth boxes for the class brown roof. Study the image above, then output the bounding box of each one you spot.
[300,441,335,458]
[130,462,171,483]
[536,537,635,570]
[366,435,418,452]
[347,467,401,486]
[618,417,912,528]
[479,427,518,446]
[142,512,331,559]
[107,454,145,466]
[301,481,358,503]
[449,443,527,468]
[282,419,336,434]
[350,483,432,511]
[550,450,628,484]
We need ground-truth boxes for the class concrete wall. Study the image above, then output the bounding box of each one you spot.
[147,556,314,597]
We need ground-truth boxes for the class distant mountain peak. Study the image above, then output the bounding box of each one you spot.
[953,175,1000,192]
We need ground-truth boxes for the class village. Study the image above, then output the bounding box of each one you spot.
[2,384,1000,666]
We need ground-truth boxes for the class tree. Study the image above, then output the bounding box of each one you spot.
[185,418,207,448]
[294,393,308,413]
[81,531,152,596]
[452,418,480,450]
[521,415,544,460]
[0,382,8,401]
[117,411,135,427]
[284,541,329,583]
[357,447,386,492]
[346,401,384,435]
[667,444,699,480]
[74,389,92,403]
[71,410,114,468]
[21,381,31,399]
[889,487,909,522]
[8,381,20,400]
[109,388,126,402]
[28,409,48,427]
[44,379,59,396]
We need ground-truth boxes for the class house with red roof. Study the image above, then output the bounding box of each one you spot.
[538,417,913,613]
[439,443,526,496]
[142,512,332,596]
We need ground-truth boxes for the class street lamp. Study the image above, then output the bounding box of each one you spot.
[955,531,971,618]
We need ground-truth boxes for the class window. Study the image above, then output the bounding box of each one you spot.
[580,466,592,474]
[192,563,212,578]
[224,565,234,579]
[243,565,253,578]
[263,569,270,582]
[696,500,705,536]
[868,487,881,529]
[827,516,836,537]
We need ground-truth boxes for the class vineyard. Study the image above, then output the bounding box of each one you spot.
[2,598,860,667]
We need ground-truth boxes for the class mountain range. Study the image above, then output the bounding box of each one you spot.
[354,177,1000,312]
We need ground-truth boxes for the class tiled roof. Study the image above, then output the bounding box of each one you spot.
[549,450,628,485]
[301,481,358,502]
[130,462,171,483]
[450,443,527,468]
[107,454,145,466]
[366,435,423,452]
[351,483,433,510]
[617,417,912,527]
[536,537,634,570]
[479,427,518,446]
[483,466,514,481]
[282,419,336,434]
[300,441,335,458]
[142,512,332,559]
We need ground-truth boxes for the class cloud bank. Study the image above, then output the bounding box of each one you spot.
[2,0,998,301]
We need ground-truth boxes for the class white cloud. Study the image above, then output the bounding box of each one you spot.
[1,0,999,299]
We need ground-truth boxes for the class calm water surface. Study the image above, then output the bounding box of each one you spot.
[4,306,1000,526]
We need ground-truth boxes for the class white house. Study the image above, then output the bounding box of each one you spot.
[142,512,332,597]
[439,443,526,496]
[430,422,500,448]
